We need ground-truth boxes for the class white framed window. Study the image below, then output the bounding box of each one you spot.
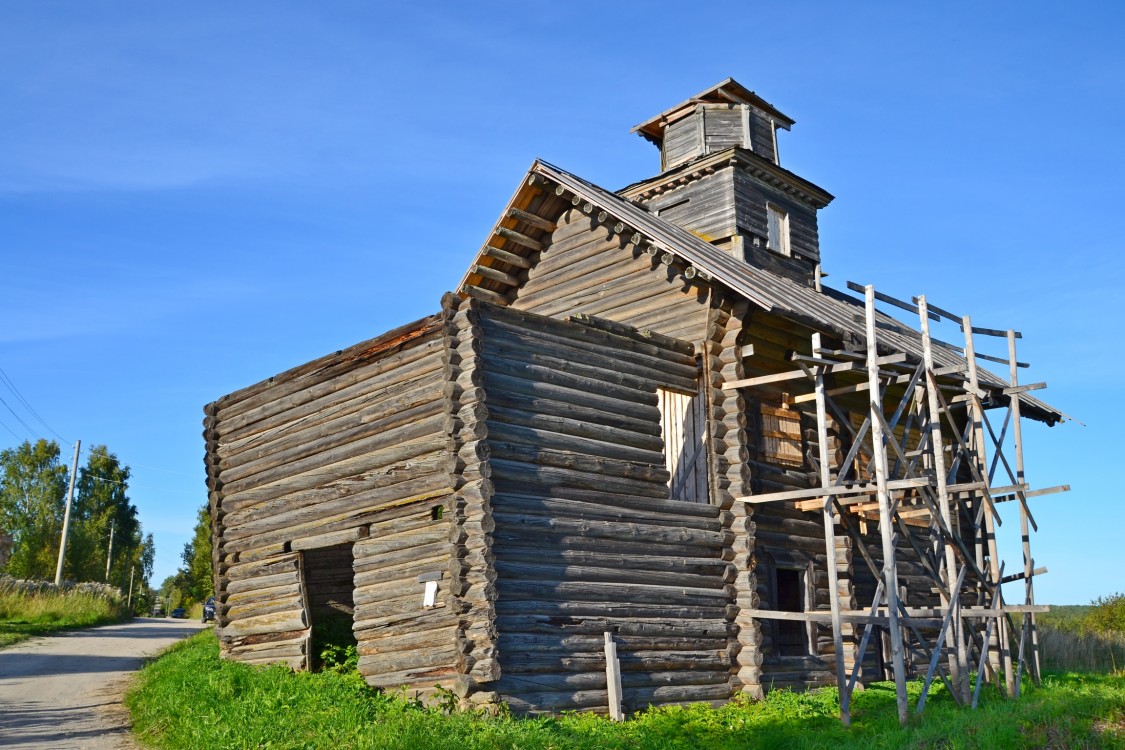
[766,203,790,257]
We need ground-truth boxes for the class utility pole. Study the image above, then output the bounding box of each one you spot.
[105,519,115,581]
[54,440,81,586]
[127,565,135,610]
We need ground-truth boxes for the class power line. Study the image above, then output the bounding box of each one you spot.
[0,366,71,446]
[0,392,42,441]
[0,416,22,442]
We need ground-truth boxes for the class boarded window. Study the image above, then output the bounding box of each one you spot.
[760,404,803,467]
[658,386,709,503]
[767,203,790,256]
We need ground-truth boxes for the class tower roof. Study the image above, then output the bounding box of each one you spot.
[630,78,796,146]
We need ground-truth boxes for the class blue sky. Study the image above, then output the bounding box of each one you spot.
[1,1,1121,604]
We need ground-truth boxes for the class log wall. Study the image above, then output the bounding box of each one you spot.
[475,302,734,713]
[204,315,456,679]
[511,208,711,342]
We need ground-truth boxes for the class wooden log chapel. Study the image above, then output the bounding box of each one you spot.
[203,79,1069,722]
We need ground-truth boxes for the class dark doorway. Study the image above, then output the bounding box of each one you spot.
[775,567,809,657]
[300,542,357,671]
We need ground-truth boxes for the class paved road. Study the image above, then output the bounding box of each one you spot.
[0,618,207,749]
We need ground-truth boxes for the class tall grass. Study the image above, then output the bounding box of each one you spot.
[127,630,1125,750]
[0,574,129,647]
[1038,600,1125,674]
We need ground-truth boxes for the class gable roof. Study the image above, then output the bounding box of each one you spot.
[458,160,1064,425]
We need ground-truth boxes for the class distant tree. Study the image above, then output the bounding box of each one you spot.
[69,445,135,582]
[1086,593,1125,634]
[180,504,213,604]
[0,439,68,579]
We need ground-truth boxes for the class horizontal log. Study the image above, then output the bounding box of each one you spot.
[495,578,732,607]
[496,615,735,639]
[221,609,307,639]
[493,560,726,591]
[492,512,729,549]
[224,570,300,595]
[501,648,732,675]
[292,525,368,551]
[492,547,728,584]
[490,492,720,532]
[493,598,735,621]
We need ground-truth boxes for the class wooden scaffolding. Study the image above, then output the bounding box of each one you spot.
[728,284,1069,726]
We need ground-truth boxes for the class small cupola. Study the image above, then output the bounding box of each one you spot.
[631,78,795,172]
[622,79,833,288]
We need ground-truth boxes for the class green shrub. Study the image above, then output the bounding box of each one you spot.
[1088,593,1125,635]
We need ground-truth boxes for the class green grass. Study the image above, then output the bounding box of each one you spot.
[0,580,130,648]
[127,630,1125,750]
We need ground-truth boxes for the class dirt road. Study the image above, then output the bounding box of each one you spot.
[0,618,207,749]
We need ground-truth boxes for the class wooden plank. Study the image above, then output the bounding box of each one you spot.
[736,476,930,505]
[865,285,909,726]
[604,633,624,720]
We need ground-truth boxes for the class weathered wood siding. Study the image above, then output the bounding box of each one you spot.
[512,208,711,342]
[473,303,735,713]
[748,110,777,164]
[204,315,456,679]
[701,104,746,154]
[644,169,738,244]
[663,113,700,170]
[733,169,820,282]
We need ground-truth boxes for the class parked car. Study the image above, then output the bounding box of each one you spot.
[202,596,216,623]
[170,607,186,619]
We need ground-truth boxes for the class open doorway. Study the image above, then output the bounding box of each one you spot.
[299,542,357,671]
[775,567,811,657]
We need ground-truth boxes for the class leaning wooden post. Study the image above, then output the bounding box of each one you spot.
[918,296,969,704]
[1008,329,1040,687]
[963,318,1012,696]
[864,286,909,726]
[813,332,850,726]
[604,632,624,721]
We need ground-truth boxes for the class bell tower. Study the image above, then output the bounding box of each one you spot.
[622,79,833,287]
